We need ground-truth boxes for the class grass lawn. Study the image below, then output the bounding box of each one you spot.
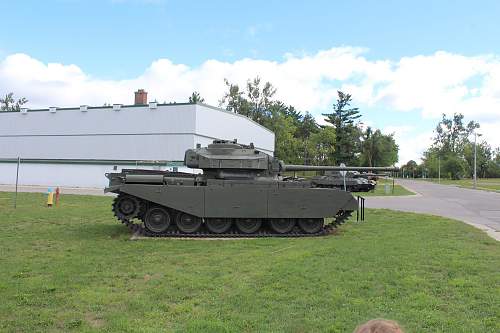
[424,178,500,192]
[0,192,499,332]
[354,178,415,197]
[354,184,414,197]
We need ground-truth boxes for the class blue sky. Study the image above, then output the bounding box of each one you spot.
[2,0,499,76]
[1,0,500,163]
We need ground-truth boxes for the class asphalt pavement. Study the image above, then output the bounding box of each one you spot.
[366,179,500,241]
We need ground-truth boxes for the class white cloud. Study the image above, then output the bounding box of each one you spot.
[382,126,433,165]
[1,47,500,162]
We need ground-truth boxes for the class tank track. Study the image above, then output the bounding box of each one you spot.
[112,196,353,238]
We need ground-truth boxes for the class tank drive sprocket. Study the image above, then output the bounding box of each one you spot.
[112,194,141,221]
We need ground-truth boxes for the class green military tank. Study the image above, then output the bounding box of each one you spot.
[105,140,375,238]
[311,170,376,192]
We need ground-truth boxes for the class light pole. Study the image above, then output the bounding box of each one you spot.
[473,132,482,189]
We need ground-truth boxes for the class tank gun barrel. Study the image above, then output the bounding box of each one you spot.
[282,165,399,172]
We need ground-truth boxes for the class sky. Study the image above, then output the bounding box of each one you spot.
[1,0,500,165]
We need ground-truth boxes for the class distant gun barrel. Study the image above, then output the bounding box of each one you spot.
[282,165,399,172]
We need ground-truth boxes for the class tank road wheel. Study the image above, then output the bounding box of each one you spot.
[206,218,232,234]
[298,218,324,234]
[176,213,202,233]
[269,218,295,234]
[113,195,140,221]
[144,207,171,234]
[235,218,262,234]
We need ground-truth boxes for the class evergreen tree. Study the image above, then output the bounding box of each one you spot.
[322,91,361,165]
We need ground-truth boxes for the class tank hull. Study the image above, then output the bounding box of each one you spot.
[111,181,358,219]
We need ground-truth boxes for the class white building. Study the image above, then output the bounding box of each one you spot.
[0,92,275,188]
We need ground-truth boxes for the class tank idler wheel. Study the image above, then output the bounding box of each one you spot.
[144,207,171,234]
[235,218,262,234]
[206,218,232,234]
[335,210,352,225]
[298,218,324,234]
[113,195,140,220]
[269,218,295,234]
[176,213,202,233]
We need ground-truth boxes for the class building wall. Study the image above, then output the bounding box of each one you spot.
[194,104,274,155]
[0,162,195,188]
[0,103,274,160]
[0,102,275,187]
[0,103,197,160]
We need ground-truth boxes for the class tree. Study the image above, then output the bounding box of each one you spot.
[322,91,361,165]
[423,113,481,179]
[0,92,28,111]
[463,141,492,178]
[188,91,205,103]
[309,126,336,165]
[433,113,479,154]
[360,127,398,167]
[219,79,249,115]
[218,79,398,168]
[245,77,276,124]
[219,77,276,124]
[486,148,500,178]
[442,153,466,179]
[263,101,301,163]
[293,111,320,165]
[403,160,418,178]
[296,112,318,139]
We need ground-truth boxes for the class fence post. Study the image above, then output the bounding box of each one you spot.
[357,196,360,221]
[14,157,20,208]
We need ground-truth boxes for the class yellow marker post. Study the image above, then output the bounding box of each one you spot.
[47,188,54,207]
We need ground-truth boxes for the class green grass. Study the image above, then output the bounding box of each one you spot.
[0,192,499,332]
[424,178,500,192]
[354,184,414,197]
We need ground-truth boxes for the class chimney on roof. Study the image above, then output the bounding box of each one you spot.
[134,89,148,105]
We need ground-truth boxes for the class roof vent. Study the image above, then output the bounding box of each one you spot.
[49,107,57,113]
[149,101,158,110]
[113,104,122,111]
[80,105,88,112]
[21,108,28,114]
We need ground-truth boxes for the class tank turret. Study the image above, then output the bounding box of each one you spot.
[184,139,281,179]
[184,139,397,180]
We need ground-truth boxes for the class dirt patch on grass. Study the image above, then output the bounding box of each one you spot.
[85,313,105,329]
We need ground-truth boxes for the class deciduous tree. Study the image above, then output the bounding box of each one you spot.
[0,92,28,111]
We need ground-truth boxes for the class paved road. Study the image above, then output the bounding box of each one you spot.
[366,179,500,241]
